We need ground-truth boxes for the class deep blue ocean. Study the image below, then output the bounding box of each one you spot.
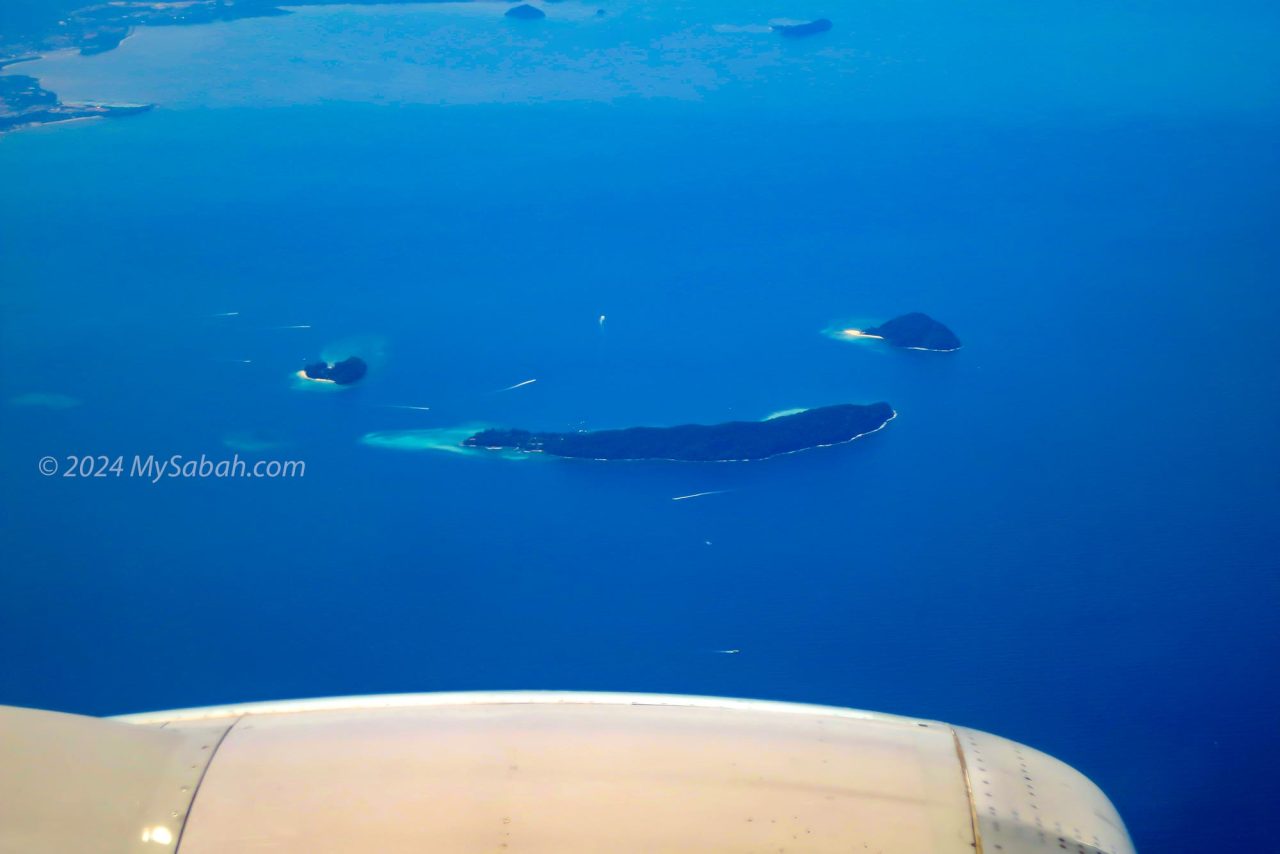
[2,2,1279,849]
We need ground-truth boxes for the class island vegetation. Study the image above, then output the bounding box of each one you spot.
[505,5,546,20]
[773,19,832,38]
[863,313,962,352]
[463,402,895,462]
[0,72,151,133]
[302,356,368,385]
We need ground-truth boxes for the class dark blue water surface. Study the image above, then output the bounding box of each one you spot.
[2,3,1279,850]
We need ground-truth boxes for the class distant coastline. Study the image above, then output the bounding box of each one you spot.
[0,0,467,68]
[0,0,432,134]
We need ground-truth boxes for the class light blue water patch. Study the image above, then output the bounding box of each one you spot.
[222,430,291,452]
[820,321,887,348]
[360,424,531,460]
[7,392,81,409]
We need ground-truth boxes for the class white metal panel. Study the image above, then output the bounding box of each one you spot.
[0,694,1137,854]
[0,705,231,854]
[955,726,1135,854]
[175,698,978,853]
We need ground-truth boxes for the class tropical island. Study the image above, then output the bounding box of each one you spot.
[773,19,833,38]
[863,313,962,352]
[505,4,546,20]
[300,356,368,385]
[462,402,895,462]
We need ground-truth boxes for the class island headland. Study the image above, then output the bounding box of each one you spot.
[302,356,368,385]
[463,402,895,462]
[863,313,961,352]
[0,73,151,133]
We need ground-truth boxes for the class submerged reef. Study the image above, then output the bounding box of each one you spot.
[7,391,81,409]
[463,402,895,462]
[222,430,289,452]
[773,19,833,37]
[506,4,546,20]
[863,313,962,352]
[302,356,368,385]
[361,425,534,461]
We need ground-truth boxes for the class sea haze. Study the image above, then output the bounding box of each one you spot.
[2,1,1279,850]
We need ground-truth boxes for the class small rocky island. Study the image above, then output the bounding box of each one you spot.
[864,313,962,352]
[302,356,368,385]
[505,4,546,20]
[773,19,833,37]
[463,402,895,462]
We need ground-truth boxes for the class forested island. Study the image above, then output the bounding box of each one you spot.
[505,4,545,20]
[463,402,895,462]
[773,19,832,38]
[864,313,962,352]
[302,356,368,385]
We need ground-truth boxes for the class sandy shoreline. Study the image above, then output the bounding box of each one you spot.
[294,369,335,384]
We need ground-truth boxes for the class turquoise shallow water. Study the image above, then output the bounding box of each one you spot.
[3,2,1280,849]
